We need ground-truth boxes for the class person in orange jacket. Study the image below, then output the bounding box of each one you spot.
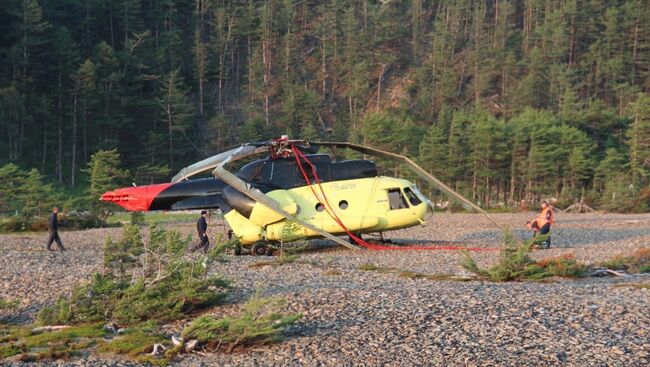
[526,201,554,248]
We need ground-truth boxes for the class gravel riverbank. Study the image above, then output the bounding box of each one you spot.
[1,212,649,366]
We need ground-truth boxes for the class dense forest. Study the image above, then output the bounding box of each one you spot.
[0,0,648,212]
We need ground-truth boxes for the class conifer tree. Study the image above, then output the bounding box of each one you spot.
[85,149,129,219]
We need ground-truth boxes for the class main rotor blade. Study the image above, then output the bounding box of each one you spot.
[172,145,268,183]
[212,165,361,251]
[314,141,503,229]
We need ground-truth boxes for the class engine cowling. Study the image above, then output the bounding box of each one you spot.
[223,186,298,227]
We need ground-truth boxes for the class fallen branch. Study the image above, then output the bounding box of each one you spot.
[31,325,71,333]
[587,268,627,277]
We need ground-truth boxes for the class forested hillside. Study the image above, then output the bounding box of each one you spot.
[0,0,648,210]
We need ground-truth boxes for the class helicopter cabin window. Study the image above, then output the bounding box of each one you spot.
[387,189,409,210]
[403,187,422,206]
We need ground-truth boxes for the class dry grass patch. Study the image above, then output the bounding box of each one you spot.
[249,253,299,268]
[0,323,105,361]
[324,269,342,276]
[613,282,650,290]
[601,248,650,273]
[360,264,472,281]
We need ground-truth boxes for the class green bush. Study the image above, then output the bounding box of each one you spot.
[0,211,106,233]
[0,217,31,232]
[461,231,588,281]
[601,248,650,273]
[181,292,302,352]
[0,298,19,310]
[37,225,229,326]
[130,211,145,226]
[60,211,107,230]
[97,326,165,357]
[112,272,228,324]
[0,323,105,360]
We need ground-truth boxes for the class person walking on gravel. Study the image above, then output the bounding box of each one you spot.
[526,201,554,248]
[46,207,65,252]
[193,210,210,253]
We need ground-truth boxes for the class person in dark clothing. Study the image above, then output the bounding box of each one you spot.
[194,210,209,253]
[46,207,65,251]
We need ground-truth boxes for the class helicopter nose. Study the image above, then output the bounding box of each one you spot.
[100,183,172,211]
[426,199,434,214]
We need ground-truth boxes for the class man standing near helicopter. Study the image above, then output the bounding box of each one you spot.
[194,210,210,253]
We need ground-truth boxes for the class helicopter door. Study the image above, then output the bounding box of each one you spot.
[387,189,409,210]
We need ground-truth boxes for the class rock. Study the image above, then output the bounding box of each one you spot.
[151,343,167,356]
[185,339,199,352]
[172,335,183,347]
[103,322,119,333]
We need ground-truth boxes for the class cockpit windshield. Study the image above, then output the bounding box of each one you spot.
[403,187,422,206]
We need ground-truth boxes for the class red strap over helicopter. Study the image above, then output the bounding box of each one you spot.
[290,144,497,252]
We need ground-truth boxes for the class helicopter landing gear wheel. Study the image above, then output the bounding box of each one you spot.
[251,241,269,256]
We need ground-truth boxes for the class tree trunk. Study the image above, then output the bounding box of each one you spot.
[82,92,87,163]
[57,69,63,184]
[168,102,173,168]
[41,121,47,172]
[376,64,386,111]
[71,92,78,186]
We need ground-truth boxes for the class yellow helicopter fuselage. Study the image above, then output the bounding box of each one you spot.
[225,176,430,245]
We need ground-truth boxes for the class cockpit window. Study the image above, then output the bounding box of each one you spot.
[388,189,409,210]
[403,187,422,206]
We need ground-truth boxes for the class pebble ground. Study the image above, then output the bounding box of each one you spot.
[1,212,649,366]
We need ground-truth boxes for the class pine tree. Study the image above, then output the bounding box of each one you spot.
[418,124,448,182]
[0,164,27,215]
[157,69,193,169]
[84,149,129,219]
[627,93,650,186]
[21,168,54,217]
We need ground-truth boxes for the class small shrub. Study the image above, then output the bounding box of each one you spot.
[323,269,341,276]
[98,328,165,357]
[130,211,145,226]
[1,217,31,232]
[0,324,105,360]
[462,231,588,281]
[29,217,49,231]
[181,292,302,353]
[59,211,106,230]
[0,343,24,359]
[601,248,650,273]
[0,298,19,310]
[111,272,228,324]
[208,236,240,259]
[37,225,229,326]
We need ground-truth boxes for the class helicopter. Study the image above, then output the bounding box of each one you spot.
[101,136,500,255]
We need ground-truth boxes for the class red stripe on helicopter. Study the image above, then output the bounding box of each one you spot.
[100,183,172,211]
[291,145,497,252]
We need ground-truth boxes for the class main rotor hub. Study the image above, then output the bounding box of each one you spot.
[269,135,308,159]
